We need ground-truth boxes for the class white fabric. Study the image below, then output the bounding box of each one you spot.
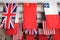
[44,0,58,15]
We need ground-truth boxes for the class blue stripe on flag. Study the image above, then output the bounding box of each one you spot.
[10,23,13,28]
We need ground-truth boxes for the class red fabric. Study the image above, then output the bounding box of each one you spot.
[46,15,59,29]
[23,3,37,29]
[38,34,48,40]
[22,36,24,40]
[26,34,34,40]
[52,29,60,40]
[5,23,18,35]
[57,18,60,28]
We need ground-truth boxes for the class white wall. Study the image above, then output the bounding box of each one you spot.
[0,0,60,3]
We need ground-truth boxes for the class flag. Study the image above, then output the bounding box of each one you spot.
[5,3,18,35]
[2,3,17,29]
[43,0,59,29]
[23,3,37,35]
[23,3,37,29]
[42,12,55,35]
[23,3,37,40]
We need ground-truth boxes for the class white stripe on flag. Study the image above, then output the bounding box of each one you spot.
[43,28,55,35]
[44,0,58,15]
[42,21,55,35]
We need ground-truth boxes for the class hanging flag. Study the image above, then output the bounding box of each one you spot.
[43,0,59,29]
[5,3,18,35]
[42,12,55,35]
[23,3,37,40]
[23,3,37,34]
[2,3,17,29]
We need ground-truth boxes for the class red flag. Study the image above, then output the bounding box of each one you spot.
[23,3,37,40]
[44,0,59,29]
[23,3,37,30]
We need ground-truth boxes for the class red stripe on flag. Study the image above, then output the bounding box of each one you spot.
[46,15,59,29]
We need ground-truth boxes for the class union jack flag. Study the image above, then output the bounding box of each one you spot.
[2,3,17,29]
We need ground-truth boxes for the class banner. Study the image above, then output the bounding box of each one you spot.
[5,3,18,35]
[44,0,59,29]
[42,12,55,35]
[23,3,37,35]
[2,3,17,29]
